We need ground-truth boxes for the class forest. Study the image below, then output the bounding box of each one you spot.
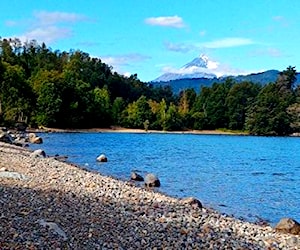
[0,38,300,136]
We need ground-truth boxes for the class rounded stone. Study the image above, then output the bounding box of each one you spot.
[131,172,144,181]
[96,154,108,162]
[144,173,160,187]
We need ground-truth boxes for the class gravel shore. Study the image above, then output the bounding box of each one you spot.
[0,142,299,249]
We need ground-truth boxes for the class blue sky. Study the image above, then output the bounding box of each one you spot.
[1,0,300,81]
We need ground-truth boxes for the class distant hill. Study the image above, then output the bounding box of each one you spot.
[152,70,300,94]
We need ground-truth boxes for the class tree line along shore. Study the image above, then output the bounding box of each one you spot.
[1,38,300,136]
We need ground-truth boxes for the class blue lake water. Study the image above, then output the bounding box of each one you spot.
[30,132,300,225]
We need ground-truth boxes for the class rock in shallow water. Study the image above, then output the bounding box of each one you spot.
[144,173,160,187]
[96,154,107,162]
[28,133,43,144]
[131,171,144,181]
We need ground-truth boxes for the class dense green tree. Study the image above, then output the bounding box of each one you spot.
[35,82,63,127]
[89,86,112,127]
[287,103,300,133]
[192,86,211,129]
[164,103,182,131]
[0,62,33,125]
[0,38,17,65]
[123,96,152,128]
[177,89,196,129]
[111,97,126,125]
[30,69,65,126]
[193,79,233,129]
[277,66,297,91]
[286,83,300,133]
[148,99,167,130]
[246,66,297,135]
[226,81,261,130]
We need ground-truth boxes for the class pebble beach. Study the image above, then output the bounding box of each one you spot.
[0,141,299,249]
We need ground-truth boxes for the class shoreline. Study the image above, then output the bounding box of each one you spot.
[28,126,248,136]
[0,142,299,249]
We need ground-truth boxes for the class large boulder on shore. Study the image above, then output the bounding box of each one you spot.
[0,132,13,144]
[181,197,203,209]
[144,173,160,187]
[31,149,46,158]
[275,218,300,235]
[28,133,43,144]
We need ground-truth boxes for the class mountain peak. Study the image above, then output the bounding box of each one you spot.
[152,54,217,82]
[182,54,209,69]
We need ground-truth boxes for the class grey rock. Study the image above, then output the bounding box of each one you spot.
[37,219,68,240]
[144,173,160,187]
[54,155,68,162]
[31,149,46,158]
[181,197,203,209]
[131,171,144,182]
[96,154,107,162]
[0,132,13,144]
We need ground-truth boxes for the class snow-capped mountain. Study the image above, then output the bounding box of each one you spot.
[153,55,217,82]
[182,54,209,68]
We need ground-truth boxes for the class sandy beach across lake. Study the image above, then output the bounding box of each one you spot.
[29,126,248,135]
[0,141,299,249]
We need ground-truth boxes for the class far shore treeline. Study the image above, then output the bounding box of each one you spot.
[0,38,300,136]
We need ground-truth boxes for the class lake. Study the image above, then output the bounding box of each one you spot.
[30,132,300,225]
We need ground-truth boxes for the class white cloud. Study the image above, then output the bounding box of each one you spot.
[164,41,194,53]
[101,53,150,66]
[6,10,88,45]
[33,11,87,26]
[101,53,151,76]
[145,15,185,28]
[202,37,254,49]
[19,26,72,44]
[206,60,219,70]
[165,37,255,54]
[250,47,283,58]
[123,72,132,78]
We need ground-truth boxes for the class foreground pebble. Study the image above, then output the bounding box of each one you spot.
[0,142,299,249]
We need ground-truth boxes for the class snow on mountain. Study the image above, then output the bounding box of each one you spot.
[182,54,209,68]
[153,54,217,82]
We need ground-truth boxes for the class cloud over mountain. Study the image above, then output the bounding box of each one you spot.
[153,54,253,82]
